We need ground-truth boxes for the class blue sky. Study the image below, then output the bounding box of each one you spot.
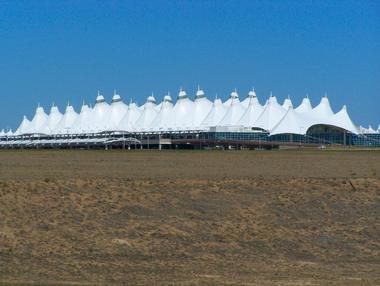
[0,0,379,130]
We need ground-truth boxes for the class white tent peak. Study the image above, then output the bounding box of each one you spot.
[196,86,205,99]
[65,104,76,113]
[312,96,334,118]
[238,93,265,128]
[368,125,376,133]
[50,105,60,114]
[254,94,287,131]
[6,129,13,136]
[149,92,174,131]
[219,91,245,126]
[230,89,239,99]
[134,94,158,131]
[112,91,122,103]
[328,105,359,134]
[29,105,49,134]
[15,115,32,135]
[44,104,64,134]
[241,88,259,108]
[270,106,303,135]
[80,104,90,111]
[268,95,278,104]
[192,88,213,127]
[295,97,313,113]
[147,94,156,104]
[178,88,188,99]
[282,96,293,109]
[163,94,173,102]
[54,104,78,134]
[201,97,227,127]
[36,105,46,114]
[96,91,105,103]
[248,88,256,98]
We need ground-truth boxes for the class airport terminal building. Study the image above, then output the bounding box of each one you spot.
[1,88,379,149]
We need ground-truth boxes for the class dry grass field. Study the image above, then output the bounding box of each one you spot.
[0,149,379,285]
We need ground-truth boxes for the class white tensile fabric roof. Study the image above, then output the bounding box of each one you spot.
[150,94,174,131]
[282,96,293,110]
[295,96,312,113]
[201,97,227,127]
[271,103,359,135]
[171,89,194,130]
[223,89,239,107]
[43,105,63,134]
[15,115,31,135]
[106,92,128,131]
[366,125,376,134]
[191,88,213,129]
[328,105,359,134]
[29,106,49,134]
[218,90,245,126]
[254,95,287,131]
[133,95,158,131]
[241,89,258,109]
[71,104,93,134]
[118,101,141,132]
[54,105,78,134]
[237,96,264,128]
[91,93,111,133]
[311,96,334,120]
[9,88,366,136]
[270,107,306,135]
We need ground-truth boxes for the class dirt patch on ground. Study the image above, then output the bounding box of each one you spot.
[0,150,379,285]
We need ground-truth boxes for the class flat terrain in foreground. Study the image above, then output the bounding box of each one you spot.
[0,149,379,285]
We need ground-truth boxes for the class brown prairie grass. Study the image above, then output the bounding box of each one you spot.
[0,150,379,285]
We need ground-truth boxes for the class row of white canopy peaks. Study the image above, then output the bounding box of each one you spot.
[7,88,377,136]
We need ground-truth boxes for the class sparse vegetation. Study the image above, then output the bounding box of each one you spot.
[0,150,379,285]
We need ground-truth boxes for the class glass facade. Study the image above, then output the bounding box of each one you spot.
[1,128,380,148]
